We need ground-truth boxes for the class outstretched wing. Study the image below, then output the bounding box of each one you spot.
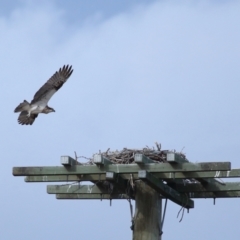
[31,65,73,104]
[18,111,38,125]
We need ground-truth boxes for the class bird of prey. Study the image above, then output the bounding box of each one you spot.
[14,65,73,125]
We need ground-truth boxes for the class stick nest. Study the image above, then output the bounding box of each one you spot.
[76,142,187,165]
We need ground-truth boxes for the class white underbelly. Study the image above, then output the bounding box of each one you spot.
[30,104,46,114]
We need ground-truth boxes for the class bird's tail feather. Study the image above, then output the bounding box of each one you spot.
[14,100,30,112]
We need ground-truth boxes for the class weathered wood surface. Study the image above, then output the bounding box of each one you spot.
[24,169,240,182]
[133,181,162,240]
[13,162,231,176]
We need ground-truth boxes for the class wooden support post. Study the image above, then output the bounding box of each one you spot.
[133,180,162,240]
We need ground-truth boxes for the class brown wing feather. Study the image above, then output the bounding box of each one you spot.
[31,65,73,104]
[18,111,38,125]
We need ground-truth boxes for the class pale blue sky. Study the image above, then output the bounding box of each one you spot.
[1,0,240,239]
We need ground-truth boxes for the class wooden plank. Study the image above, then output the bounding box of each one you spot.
[173,182,240,192]
[12,162,231,176]
[153,169,238,179]
[56,193,129,199]
[56,191,240,199]
[188,191,240,198]
[47,184,123,194]
[24,169,240,183]
[25,174,107,182]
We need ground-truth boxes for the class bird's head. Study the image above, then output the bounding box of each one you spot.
[42,106,55,114]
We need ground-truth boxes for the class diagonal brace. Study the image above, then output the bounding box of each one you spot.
[138,170,194,208]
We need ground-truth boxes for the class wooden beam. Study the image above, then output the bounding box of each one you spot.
[61,156,79,166]
[138,170,194,208]
[93,155,112,165]
[24,169,240,183]
[47,184,123,194]
[173,182,240,192]
[166,152,188,163]
[24,175,105,182]
[55,191,240,199]
[188,191,240,198]
[12,162,231,176]
[153,169,237,179]
[56,193,129,200]
[134,154,156,164]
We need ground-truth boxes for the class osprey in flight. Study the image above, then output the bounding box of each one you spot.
[14,65,73,125]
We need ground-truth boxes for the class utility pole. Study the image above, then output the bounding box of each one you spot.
[12,149,240,239]
[133,181,162,240]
